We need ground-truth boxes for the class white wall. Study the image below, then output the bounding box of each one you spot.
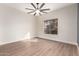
[0,5,36,44]
[0,4,77,45]
[37,4,77,45]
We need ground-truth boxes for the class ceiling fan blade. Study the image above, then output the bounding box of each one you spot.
[36,3,39,9]
[34,13,36,16]
[25,8,34,10]
[41,11,47,14]
[40,9,50,11]
[39,13,41,16]
[31,3,36,9]
[27,10,35,14]
[40,3,45,9]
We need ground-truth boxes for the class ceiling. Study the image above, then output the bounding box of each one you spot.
[0,3,74,15]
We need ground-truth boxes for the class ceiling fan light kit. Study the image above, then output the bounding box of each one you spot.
[25,3,50,16]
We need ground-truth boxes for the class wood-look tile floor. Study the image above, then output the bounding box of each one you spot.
[0,38,78,56]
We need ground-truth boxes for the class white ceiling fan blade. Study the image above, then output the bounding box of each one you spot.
[40,3,45,9]
[39,13,41,16]
[36,3,39,9]
[40,9,50,11]
[31,3,36,9]
[27,10,35,14]
[41,11,47,14]
[34,13,36,16]
[25,8,34,10]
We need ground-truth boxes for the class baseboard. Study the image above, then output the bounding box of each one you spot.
[0,37,78,46]
[36,37,78,46]
[0,37,35,45]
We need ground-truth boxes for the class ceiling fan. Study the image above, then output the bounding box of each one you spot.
[25,3,50,16]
